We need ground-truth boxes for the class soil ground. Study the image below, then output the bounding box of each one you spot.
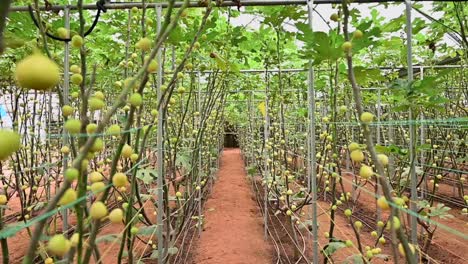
[192,148,273,264]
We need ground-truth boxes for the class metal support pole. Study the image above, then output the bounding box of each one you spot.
[350,102,357,201]
[388,107,395,178]
[307,1,319,263]
[376,87,382,228]
[61,6,70,236]
[249,91,254,164]
[420,67,426,199]
[197,72,202,236]
[376,87,381,144]
[156,5,165,264]
[405,0,418,250]
[419,66,426,236]
[263,71,270,240]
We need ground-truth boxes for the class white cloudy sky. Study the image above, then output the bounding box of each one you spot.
[230,2,443,33]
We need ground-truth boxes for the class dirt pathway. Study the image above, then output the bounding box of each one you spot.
[193,148,272,264]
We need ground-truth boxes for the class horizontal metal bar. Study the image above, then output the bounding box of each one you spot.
[9,0,462,12]
[188,65,467,74]
[162,65,465,77]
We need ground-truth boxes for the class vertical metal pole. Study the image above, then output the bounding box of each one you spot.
[263,71,270,240]
[156,5,165,264]
[419,67,426,236]
[307,1,318,263]
[376,87,381,144]
[197,72,202,236]
[124,9,131,78]
[306,82,310,183]
[376,87,382,229]
[219,93,225,165]
[420,67,426,199]
[405,0,418,248]
[388,92,395,179]
[171,46,176,71]
[62,6,70,235]
[350,103,357,202]
[249,91,254,165]
[345,129,350,187]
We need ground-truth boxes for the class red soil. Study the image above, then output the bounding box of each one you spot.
[193,148,273,264]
